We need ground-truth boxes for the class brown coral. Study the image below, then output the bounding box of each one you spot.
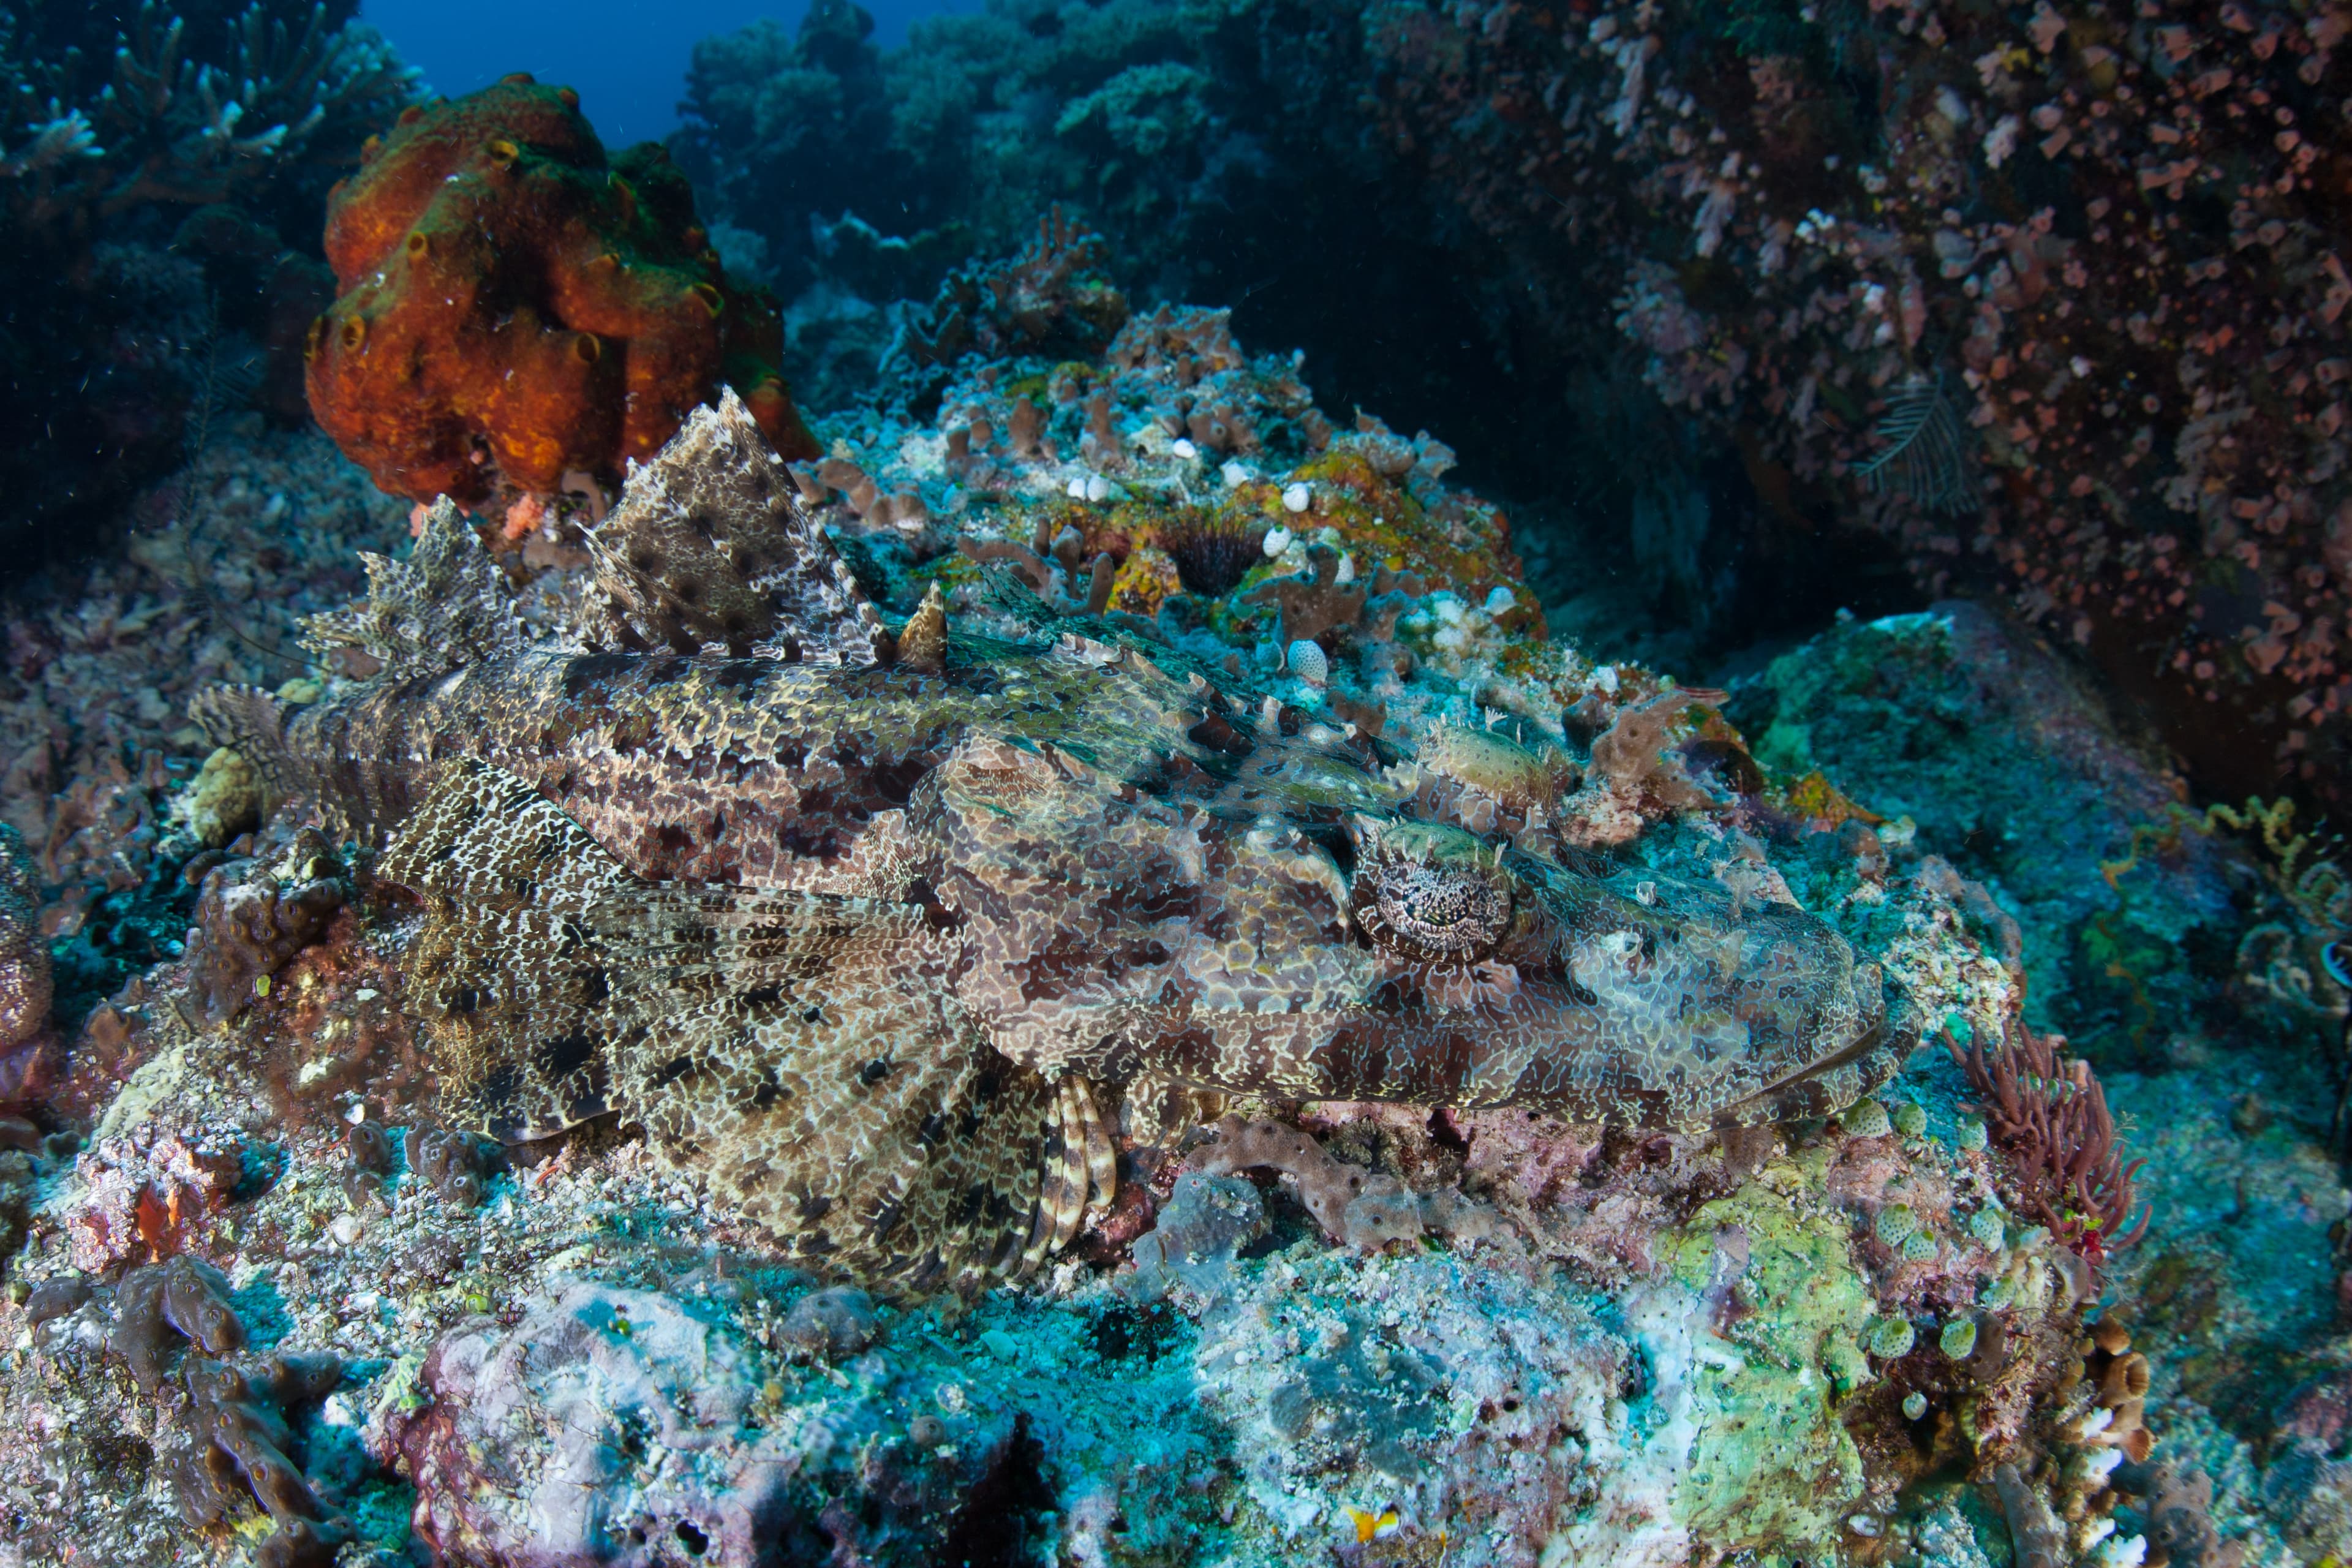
[182,832,346,1029]
[304,76,817,508]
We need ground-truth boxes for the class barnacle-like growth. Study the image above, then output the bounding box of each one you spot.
[304,76,817,506]
[1948,1020,2149,1262]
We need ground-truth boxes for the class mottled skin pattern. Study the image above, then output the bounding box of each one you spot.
[203,617,1910,1290]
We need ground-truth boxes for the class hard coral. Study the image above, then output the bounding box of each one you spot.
[0,2,417,556]
[304,75,817,508]
[181,829,345,1028]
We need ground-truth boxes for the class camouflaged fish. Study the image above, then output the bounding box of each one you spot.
[194,392,1913,1294]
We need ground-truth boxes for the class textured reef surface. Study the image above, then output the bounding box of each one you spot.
[2,209,2342,1568]
[674,0,2352,840]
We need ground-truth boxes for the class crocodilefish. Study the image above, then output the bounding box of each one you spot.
[195,392,1913,1294]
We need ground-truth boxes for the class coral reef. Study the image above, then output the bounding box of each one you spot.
[304,77,818,510]
[0,0,417,559]
[671,0,2352,824]
[1356,0,2352,818]
[0,230,2296,1566]
[1950,1018,2149,1261]
[0,821,55,1102]
[0,420,407,1040]
[1735,596,2352,1559]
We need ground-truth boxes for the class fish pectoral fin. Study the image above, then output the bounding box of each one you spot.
[375,758,638,1142]
[619,988,1071,1297]
[373,758,1087,1295]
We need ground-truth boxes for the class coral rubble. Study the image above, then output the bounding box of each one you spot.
[304,77,819,510]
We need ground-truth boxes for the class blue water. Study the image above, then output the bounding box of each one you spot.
[360,0,977,146]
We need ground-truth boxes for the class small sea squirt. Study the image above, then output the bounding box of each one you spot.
[194,392,1915,1294]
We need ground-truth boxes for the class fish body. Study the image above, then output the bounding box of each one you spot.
[198,393,1911,1291]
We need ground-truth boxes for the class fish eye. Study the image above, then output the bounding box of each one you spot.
[1349,821,1513,965]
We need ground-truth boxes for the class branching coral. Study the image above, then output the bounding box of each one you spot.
[2,1,414,227]
[304,76,817,508]
[1948,1019,2149,1261]
[0,1,417,554]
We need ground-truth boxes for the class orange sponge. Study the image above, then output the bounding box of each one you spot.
[305,75,818,506]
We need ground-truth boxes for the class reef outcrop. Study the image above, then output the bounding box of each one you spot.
[675,0,2352,829]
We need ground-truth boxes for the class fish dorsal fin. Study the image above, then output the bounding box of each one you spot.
[584,388,888,666]
[300,498,530,680]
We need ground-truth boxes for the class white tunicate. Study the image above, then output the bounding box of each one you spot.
[1286,640,1329,686]
[1335,552,1357,585]
[1084,473,1113,503]
[1221,461,1251,487]
[1262,526,1294,558]
[1594,665,1620,694]
[1282,481,1311,513]
[1483,586,1517,615]
[1065,477,1088,500]
[1172,437,1199,459]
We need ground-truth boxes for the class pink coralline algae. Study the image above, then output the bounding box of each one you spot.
[1363,0,2352,812]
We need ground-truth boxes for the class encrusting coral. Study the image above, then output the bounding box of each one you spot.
[303,76,818,511]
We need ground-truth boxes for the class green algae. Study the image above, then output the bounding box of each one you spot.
[1653,1177,1876,1553]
